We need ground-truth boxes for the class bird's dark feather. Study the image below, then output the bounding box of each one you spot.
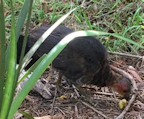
[17,25,131,99]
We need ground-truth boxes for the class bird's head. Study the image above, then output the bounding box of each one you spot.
[112,77,131,99]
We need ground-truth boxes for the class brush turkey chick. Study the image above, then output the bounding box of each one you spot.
[17,25,131,99]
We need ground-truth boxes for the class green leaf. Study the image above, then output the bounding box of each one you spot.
[18,54,47,84]
[0,0,6,112]
[16,0,33,84]
[15,0,31,40]
[0,0,17,118]
[5,0,31,70]
[74,11,82,23]
[110,0,120,11]
[82,11,93,30]
[19,110,34,119]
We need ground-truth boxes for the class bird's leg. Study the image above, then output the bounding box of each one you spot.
[72,84,95,104]
[72,83,91,98]
[72,76,93,97]
[55,71,63,95]
[56,71,62,86]
[42,65,55,98]
[46,65,53,81]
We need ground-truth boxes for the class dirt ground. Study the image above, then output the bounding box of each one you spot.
[16,54,144,119]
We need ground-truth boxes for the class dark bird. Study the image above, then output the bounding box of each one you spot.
[17,25,131,99]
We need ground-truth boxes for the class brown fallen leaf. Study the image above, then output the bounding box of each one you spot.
[127,66,142,83]
[112,59,127,68]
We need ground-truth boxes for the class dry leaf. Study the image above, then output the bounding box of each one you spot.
[127,66,142,83]
[112,59,126,68]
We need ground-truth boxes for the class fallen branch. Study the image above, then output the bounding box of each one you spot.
[80,100,109,119]
[111,66,138,119]
[108,51,143,59]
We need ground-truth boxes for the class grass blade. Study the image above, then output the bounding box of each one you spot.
[16,0,33,83]
[18,54,47,84]
[0,0,6,112]
[15,0,31,40]
[0,0,17,118]
[5,0,31,70]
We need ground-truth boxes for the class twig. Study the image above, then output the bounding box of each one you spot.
[137,82,144,90]
[108,51,143,59]
[72,85,108,118]
[111,66,138,119]
[75,104,79,118]
[25,95,35,103]
[80,0,86,7]
[54,107,66,116]
[93,91,114,96]
[80,100,109,119]
[137,113,142,119]
[50,88,57,115]
[72,84,80,97]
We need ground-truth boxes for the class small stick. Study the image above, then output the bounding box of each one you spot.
[50,88,57,115]
[25,95,35,103]
[72,84,80,97]
[72,85,108,118]
[93,91,114,96]
[108,51,143,59]
[80,0,86,7]
[54,107,66,116]
[80,100,109,119]
[75,104,79,118]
